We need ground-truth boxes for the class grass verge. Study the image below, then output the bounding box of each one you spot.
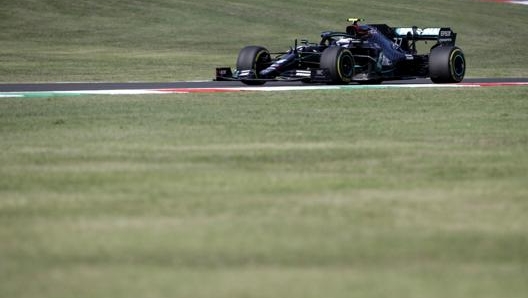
[1,0,527,82]
[1,87,527,298]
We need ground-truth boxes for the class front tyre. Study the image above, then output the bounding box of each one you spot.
[236,46,271,85]
[429,46,465,83]
[320,47,355,84]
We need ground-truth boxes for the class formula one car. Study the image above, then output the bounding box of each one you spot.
[215,18,466,85]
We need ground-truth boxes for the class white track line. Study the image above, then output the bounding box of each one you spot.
[1,82,528,98]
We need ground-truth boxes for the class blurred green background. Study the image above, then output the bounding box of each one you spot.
[1,0,527,82]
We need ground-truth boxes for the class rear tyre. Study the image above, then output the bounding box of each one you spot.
[320,47,355,84]
[236,46,271,85]
[429,46,465,83]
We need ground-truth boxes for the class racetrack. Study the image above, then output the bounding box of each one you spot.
[1,78,528,97]
[1,78,528,92]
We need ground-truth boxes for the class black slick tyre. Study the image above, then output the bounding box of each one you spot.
[429,46,466,83]
[236,46,271,85]
[320,47,355,84]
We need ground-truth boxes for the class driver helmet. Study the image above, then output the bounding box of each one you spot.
[346,18,370,37]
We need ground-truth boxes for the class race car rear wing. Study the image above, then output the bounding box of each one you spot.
[393,27,457,45]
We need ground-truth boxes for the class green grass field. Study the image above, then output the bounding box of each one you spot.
[2,88,528,298]
[1,0,527,82]
[1,1,528,298]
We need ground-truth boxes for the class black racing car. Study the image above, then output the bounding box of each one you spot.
[215,18,466,85]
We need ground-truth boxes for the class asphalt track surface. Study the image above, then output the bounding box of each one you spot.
[1,78,528,92]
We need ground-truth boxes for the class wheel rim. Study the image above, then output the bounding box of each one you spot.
[338,52,354,80]
[451,51,465,79]
[254,51,270,78]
